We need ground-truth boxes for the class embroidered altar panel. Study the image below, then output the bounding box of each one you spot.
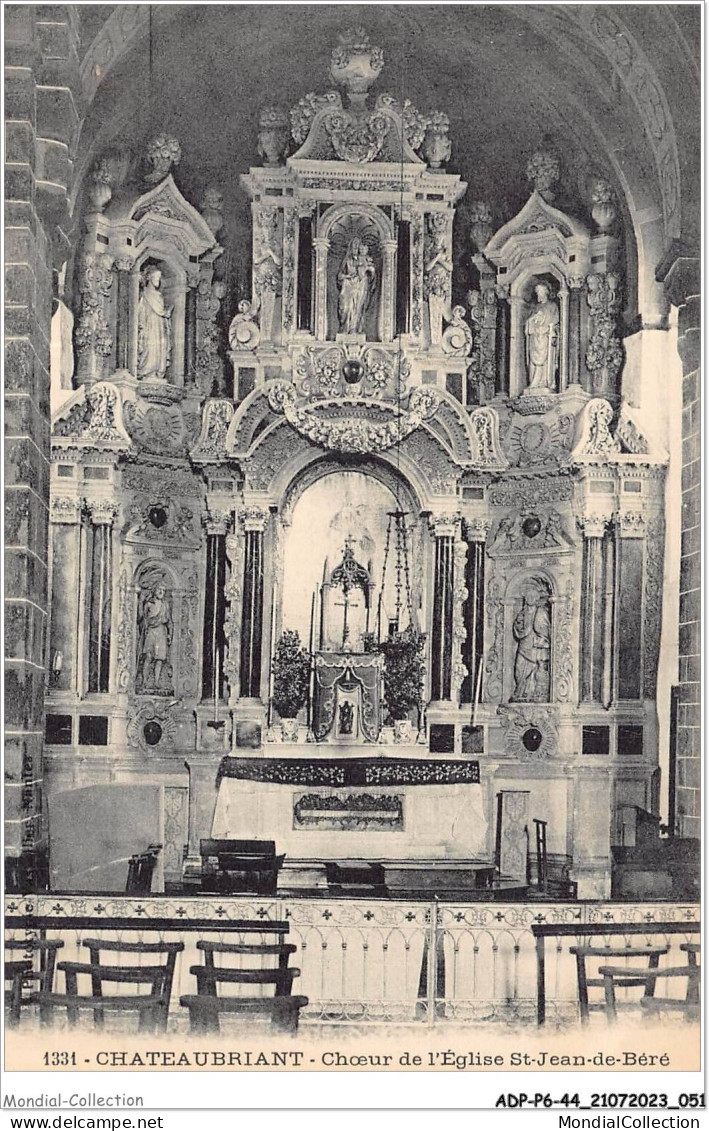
[312,652,382,742]
[218,756,480,786]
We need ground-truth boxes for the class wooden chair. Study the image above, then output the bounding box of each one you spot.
[37,961,170,1031]
[197,939,297,974]
[180,965,308,1035]
[199,839,284,895]
[126,844,162,895]
[569,943,669,1023]
[4,939,64,1027]
[79,939,183,1030]
[619,941,701,1023]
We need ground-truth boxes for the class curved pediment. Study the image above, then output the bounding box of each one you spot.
[485,191,589,259]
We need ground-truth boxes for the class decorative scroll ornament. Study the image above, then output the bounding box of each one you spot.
[585,272,623,392]
[502,705,558,760]
[228,300,260,352]
[483,576,504,703]
[53,381,131,447]
[223,532,243,687]
[554,578,575,703]
[191,399,235,461]
[266,381,441,455]
[616,404,651,455]
[291,91,342,146]
[324,110,389,163]
[375,94,428,151]
[115,569,132,692]
[74,253,113,380]
[126,699,178,753]
[571,398,621,459]
[195,278,226,396]
[442,306,473,357]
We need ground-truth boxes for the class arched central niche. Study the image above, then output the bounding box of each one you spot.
[281,468,419,652]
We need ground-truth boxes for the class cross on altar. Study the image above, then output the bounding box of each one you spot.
[333,591,361,650]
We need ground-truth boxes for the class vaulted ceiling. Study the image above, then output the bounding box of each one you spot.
[73,4,700,319]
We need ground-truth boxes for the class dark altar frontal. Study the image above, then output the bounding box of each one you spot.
[210,754,489,894]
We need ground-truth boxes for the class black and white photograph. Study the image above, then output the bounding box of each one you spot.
[3,0,702,1115]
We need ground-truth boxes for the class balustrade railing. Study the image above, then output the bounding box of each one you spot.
[5,895,699,1028]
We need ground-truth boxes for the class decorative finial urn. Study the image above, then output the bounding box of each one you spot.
[526,144,560,202]
[258,105,290,167]
[88,158,113,212]
[144,134,182,184]
[423,111,452,170]
[200,187,224,235]
[469,201,494,252]
[590,178,617,233]
[330,27,384,104]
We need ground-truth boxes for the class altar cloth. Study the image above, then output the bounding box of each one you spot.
[212,757,486,860]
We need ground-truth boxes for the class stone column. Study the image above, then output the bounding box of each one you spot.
[558,286,569,392]
[462,519,488,705]
[184,272,199,391]
[239,507,267,701]
[578,512,612,704]
[5,4,81,887]
[494,286,511,396]
[201,509,230,703]
[657,249,700,837]
[313,237,330,340]
[567,276,584,387]
[381,238,398,342]
[86,502,118,694]
[429,514,459,701]
[114,258,134,373]
[47,497,83,694]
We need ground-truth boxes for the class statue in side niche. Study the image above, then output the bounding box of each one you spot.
[511,586,551,702]
[524,282,559,391]
[137,580,173,694]
[137,267,172,381]
[337,236,376,334]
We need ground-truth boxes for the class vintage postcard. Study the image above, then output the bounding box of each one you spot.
[3,0,702,1115]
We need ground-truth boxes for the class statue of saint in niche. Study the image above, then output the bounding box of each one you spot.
[137,577,173,694]
[511,586,551,702]
[337,237,376,334]
[338,700,354,736]
[137,267,172,381]
[524,282,559,391]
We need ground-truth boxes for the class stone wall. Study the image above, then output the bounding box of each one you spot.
[4,4,81,885]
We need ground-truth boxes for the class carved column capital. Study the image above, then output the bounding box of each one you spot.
[202,508,233,535]
[114,257,135,273]
[87,500,119,526]
[429,512,461,539]
[617,510,646,538]
[577,511,613,538]
[463,516,491,542]
[50,496,83,524]
[313,237,331,252]
[239,506,268,533]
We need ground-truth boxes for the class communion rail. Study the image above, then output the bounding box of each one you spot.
[5,895,700,1027]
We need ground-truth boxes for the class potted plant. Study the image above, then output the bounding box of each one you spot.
[271,630,311,742]
[378,627,426,744]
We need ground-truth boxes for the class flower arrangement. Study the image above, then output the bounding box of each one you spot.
[271,630,311,719]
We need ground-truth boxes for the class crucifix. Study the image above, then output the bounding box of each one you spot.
[330,537,369,651]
